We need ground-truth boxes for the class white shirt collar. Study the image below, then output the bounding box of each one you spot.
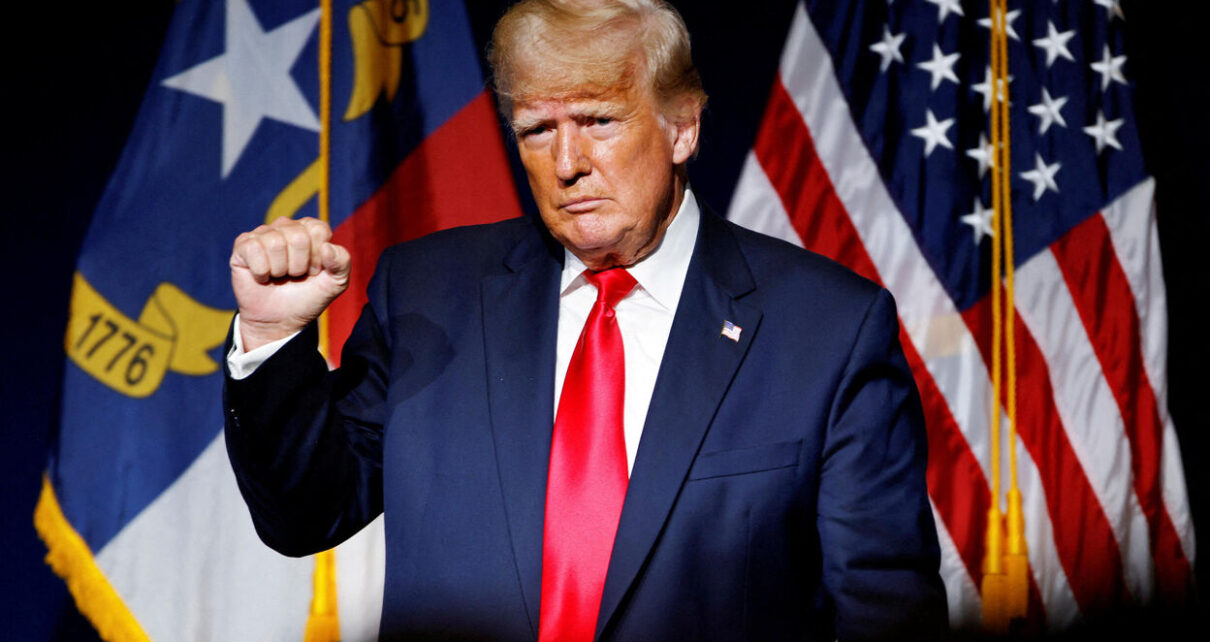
[560,187,701,310]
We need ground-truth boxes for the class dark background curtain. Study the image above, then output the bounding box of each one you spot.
[3,1,1204,638]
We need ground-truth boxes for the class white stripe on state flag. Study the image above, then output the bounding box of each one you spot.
[1015,244,1155,603]
[1098,180,1196,561]
[336,514,386,642]
[95,432,313,641]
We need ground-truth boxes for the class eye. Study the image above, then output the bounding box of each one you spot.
[518,124,552,140]
[593,117,613,127]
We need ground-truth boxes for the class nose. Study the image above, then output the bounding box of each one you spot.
[552,123,590,184]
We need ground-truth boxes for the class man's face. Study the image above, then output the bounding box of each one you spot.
[512,82,699,270]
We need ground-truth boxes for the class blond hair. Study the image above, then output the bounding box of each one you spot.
[488,0,707,123]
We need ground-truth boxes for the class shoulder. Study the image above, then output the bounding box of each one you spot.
[378,216,546,275]
[717,216,886,316]
[382,216,544,265]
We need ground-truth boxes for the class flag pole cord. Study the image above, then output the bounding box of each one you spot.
[304,1,341,641]
[981,0,1027,632]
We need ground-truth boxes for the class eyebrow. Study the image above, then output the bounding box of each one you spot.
[510,114,546,136]
[510,100,630,135]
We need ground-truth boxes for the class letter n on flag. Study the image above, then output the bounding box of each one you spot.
[36,0,520,639]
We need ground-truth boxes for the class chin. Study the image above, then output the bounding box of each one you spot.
[563,236,629,269]
[560,221,624,252]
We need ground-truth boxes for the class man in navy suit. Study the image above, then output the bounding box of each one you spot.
[224,1,946,639]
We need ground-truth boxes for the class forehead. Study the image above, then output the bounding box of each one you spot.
[510,84,651,123]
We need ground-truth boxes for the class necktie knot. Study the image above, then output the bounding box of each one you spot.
[584,268,637,310]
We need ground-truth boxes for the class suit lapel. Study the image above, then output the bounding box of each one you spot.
[481,225,563,637]
[596,210,763,638]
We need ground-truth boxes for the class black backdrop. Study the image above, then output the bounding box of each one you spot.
[3,1,1206,639]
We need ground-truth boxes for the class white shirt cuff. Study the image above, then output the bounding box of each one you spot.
[226,315,300,380]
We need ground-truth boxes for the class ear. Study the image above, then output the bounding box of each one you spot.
[667,99,702,165]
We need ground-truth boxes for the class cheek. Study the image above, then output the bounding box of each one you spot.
[520,155,557,200]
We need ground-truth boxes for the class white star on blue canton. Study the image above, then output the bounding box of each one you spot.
[972,66,1012,113]
[870,26,907,73]
[911,109,955,157]
[1090,45,1128,91]
[1084,111,1126,153]
[1033,21,1076,68]
[977,8,1021,41]
[966,134,995,178]
[161,0,321,178]
[1027,88,1069,134]
[917,44,961,91]
[1020,153,1062,201]
[961,198,994,245]
[1094,0,1125,21]
[926,0,964,22]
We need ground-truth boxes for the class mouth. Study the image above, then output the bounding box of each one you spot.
[558,197,606,213]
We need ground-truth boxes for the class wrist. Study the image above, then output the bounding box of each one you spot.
[238,316,308,352]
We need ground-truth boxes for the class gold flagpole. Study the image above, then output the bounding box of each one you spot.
[304,0,341,640]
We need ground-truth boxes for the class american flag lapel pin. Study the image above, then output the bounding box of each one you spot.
[720,320,742,342]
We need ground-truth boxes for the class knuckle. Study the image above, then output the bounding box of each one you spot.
[300,218,331,238]
[261,233,287,252]
[286,229,311,250]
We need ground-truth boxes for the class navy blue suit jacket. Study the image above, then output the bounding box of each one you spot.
[224,208,946,640]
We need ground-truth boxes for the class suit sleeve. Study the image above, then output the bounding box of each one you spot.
[816,288,948,640]
[222,257,394,557]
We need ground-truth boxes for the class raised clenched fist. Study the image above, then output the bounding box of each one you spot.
[229,217,351,351]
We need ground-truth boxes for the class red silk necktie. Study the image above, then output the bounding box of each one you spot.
[539,267,637,642]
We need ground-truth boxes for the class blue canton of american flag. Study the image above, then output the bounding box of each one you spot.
[726,0,1193,631]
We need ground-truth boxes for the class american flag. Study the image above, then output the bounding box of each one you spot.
[725,0,1193,631]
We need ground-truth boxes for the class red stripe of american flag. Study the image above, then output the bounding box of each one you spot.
[1050,214,1193,603]
[962,297,1128,614]
[753,80,880,283]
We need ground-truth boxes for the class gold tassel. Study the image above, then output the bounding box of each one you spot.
[1005,489,1029,621]
[34,475,151,642]
[981,506,1008,634]
[303,550,341,642]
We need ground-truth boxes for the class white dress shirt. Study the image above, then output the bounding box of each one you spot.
[554,189,699,474]
[228,188,702,475]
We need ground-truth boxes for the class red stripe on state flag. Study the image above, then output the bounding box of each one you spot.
[328,91,523,362]
[1050,213,1193,604]
[753,74,990,591]
[962,298,1127,614]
